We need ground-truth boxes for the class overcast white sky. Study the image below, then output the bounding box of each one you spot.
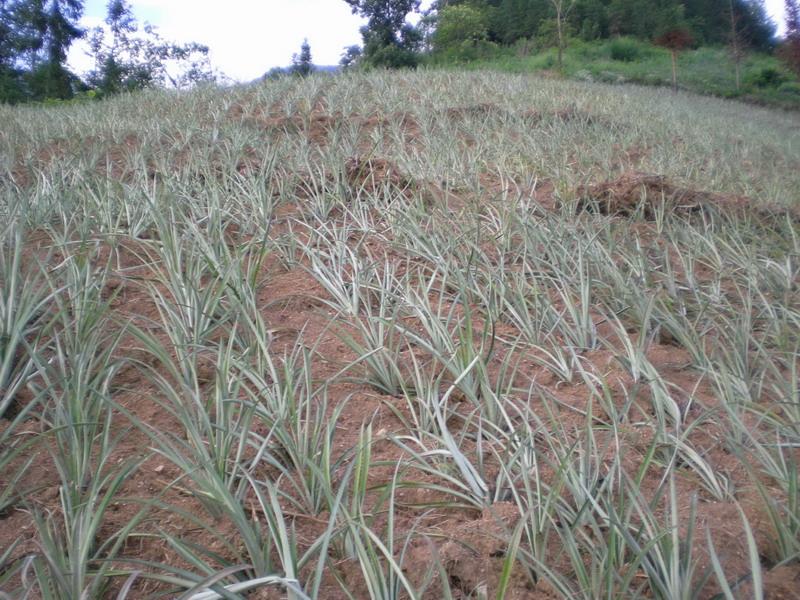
[68,0,787,83]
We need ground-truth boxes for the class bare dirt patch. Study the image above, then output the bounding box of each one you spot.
[576,171,800,221]
[345,156,414,195]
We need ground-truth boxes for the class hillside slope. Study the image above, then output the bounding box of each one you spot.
[434,41,800,110]
[1,72,799,599]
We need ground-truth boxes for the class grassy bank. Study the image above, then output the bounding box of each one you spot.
[431,39,800,110]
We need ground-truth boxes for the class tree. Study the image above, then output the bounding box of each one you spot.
[575,0,607,40]
[0,0,85,99]
[33,0,84,98]
[549,0,577,69]
[87,0,214,94]
[493,0,548,45]
[290,39,314,76]
[0,1,16,67]
[42,0,83,65]
[343,0,422,67]
[0,1,28,102]
[683,0,774,49]
[339,44,362,69]
[1,0,91,101]
[783,0,800,76]
[88,0,140,94]
[729,0,743,90]
[737,0,775,51]
[655,27,694,91]
[433,4,490,53]
[425,0,776,59]
[2,1,44,69]
[344,0,421,40]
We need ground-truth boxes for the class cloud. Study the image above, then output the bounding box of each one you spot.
[130,0,368,80]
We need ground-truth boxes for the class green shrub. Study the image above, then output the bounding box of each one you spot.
[441,40,499,63]
[0,68,27,104]
[778,81,800,96]
[609,38,643,62]
[572,38,604,60]
[745,66,788,89]
[512,37,535,57]
[363,42,419,69]
[538,53,557,69]
[536,19,562,50]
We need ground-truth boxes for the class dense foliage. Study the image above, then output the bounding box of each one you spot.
[87,0,213,95]
[430,0,775,51]
[415,0,797,102]
[0,0,85,102]
[344,0,423,67]
[432,4,493,60]
[0,0,213,103]
[784,0,800,75]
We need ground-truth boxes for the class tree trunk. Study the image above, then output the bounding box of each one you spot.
[734,56,741,91]
[671,50,677,91]
[556,10,563,70]
[729,0,741,91]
